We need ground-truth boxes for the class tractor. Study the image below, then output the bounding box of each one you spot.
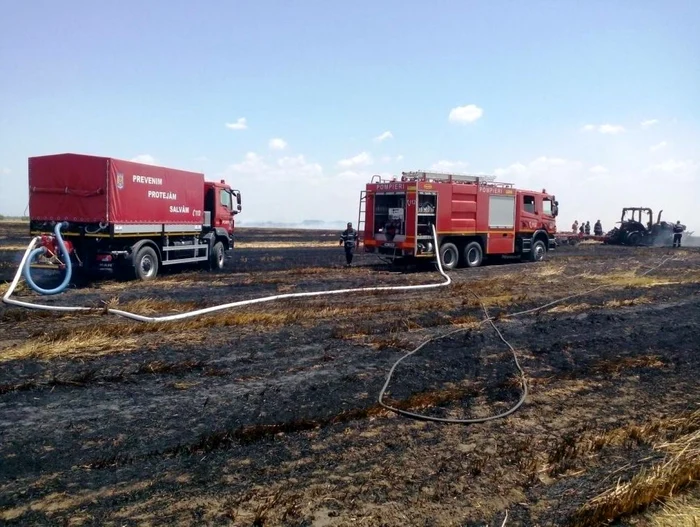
[603,207,679,246]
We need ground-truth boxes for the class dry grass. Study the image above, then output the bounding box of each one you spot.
[111,297,206,314]
[569,411,700,526]
[0,331,139,363]
[604,297,652,308]
[646,488,700,527]
[531,264,566,277]
[234,240,338,249]
[588,269,700,289]
[591,355,666,375]
[548,302,592,313]
[0,245,27,252]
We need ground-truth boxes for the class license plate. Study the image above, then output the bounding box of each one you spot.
[383,242,395,248]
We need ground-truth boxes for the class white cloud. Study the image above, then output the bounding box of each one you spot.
[268,138,288,150]
[1,167,10,175]
[650,141,667,152]
[225,117,248,130]
[581,123,625,134]
[131,154,157,165]
[647,159,699,176]
[448,104,483,124]
[374,131,393,142]
[641,119,659,128]
[226,152,324,180]
[337,152,373,168]
[589,165,609,174]
[430,160,470,172]
[381,155,404,164]
[493,156,583,184]
[599,124,625,135]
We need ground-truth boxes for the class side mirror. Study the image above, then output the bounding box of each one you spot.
[232,190,242,214]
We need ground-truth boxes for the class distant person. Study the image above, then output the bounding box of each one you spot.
[673,221,685,248]
[572,220,579,233]
[579,224,585,237]
[594,220,603,236]
[339,222,359,266]
[584,221,591,235]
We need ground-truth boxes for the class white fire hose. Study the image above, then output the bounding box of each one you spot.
[2,225,451,321]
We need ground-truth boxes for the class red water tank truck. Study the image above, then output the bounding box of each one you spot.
[27,153,241,282]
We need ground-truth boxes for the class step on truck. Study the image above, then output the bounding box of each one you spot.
[358,170,559,269]
[27,153,242,281]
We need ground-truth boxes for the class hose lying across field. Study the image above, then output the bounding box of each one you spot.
[2,226,677,425]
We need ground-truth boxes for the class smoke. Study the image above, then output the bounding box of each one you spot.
[682,233,700,247]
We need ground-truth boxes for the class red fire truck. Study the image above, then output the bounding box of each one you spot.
[359,171,559,269]
[27,153,241,281]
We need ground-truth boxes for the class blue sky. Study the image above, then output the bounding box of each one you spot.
[1,0,698,230]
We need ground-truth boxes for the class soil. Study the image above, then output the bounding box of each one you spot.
[1,221,699,526]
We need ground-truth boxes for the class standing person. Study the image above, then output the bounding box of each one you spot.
[594,220,603,236]
[673,221,685,248]
[340,222,359,266]
[572,220,579,233]
[584,221,591,235]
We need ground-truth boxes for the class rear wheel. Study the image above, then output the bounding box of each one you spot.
[530,240,547,262]
[439,242,459,271]
[463,242,483,268]
[133,246,159,281]
[626,231,641,246]
[210,241,225,271]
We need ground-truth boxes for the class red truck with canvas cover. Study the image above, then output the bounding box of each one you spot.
[358,171,559,269]
[28,153,242,281]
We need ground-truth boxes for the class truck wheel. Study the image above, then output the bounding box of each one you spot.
[463,242,483,268]
[530,240,547,262]
[439,242,459,271]
[133,246,159,281]
[210,241,225,271]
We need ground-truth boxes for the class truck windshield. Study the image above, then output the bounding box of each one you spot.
[219,189,233,210]
[542,198,553,216]
[374,194,405,235]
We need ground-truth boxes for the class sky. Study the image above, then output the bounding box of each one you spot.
[1,0,699,231]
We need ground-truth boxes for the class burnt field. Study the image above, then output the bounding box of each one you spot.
[1,220,699,526]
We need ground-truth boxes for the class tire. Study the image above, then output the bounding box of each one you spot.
[626,231,641,246]
[463,241,483,268]
[133,246,159,281]
[439,242,459,271]
[530,240,547,262]
[210,241,225,271]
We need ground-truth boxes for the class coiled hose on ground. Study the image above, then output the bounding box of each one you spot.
[22,221,72,296]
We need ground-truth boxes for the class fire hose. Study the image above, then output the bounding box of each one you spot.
[22,222,72,296]
[2,225,676,425]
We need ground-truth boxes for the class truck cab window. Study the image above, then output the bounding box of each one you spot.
[523,195,536,214]
[219,189,232,209]
[542,198,552,216]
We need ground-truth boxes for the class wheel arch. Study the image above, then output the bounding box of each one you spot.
[129,239,162,263]
[533,229,550,246]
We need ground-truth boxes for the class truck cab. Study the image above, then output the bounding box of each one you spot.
[204,180,241,247]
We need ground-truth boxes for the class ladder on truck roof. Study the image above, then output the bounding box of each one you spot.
[401,170,514,188]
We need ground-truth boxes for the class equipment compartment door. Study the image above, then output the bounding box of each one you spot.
[373,193,407,243]
[487,195,516,254]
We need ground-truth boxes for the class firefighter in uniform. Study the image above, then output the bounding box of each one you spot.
[340,222,359,266]
[673,221,685,247]
[594,220,603,236]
